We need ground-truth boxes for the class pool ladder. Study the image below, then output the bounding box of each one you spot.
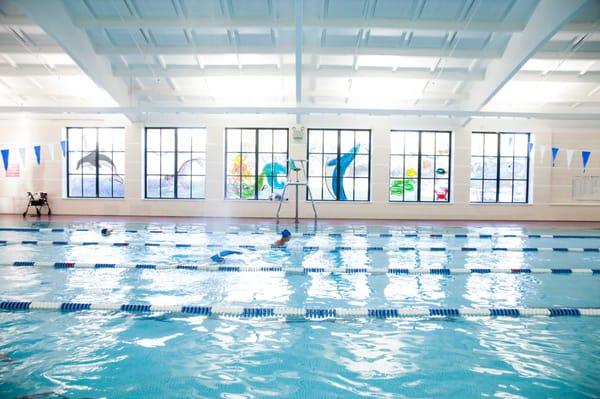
[276,159,318,224]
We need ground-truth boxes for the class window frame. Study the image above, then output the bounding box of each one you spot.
[224,127,290,200]
[470,131,531,204]
[143,127,207,199]
[389,130,452,203]
[306,128,372,202]
[66,127,125,199]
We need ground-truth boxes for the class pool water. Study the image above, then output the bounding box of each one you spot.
[1,221,599,398]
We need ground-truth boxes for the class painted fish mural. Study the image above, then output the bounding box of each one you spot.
[324,145,359,200]
[227,155,287,199]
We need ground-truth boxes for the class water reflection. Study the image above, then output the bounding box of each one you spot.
[464,274,531,308]
[327,321,421,379]
[384,275,447,304]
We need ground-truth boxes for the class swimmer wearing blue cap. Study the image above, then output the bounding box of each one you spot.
[209,230,292,263]
[274,229,292,246]
[100,227,113,236]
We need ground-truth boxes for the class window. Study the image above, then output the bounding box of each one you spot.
[389,130,451,202]
[307,129,371,201]
[145,128,206,199]
[225,128,288,200]
[470,132,530,203]
[67,127,125,198]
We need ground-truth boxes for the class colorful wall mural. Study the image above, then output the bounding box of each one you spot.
[307,129,371,201]
[389,131,450,202]
[225,128,288,200]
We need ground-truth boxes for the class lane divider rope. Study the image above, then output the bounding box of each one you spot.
[1,227,600,239]
[1,300,598,318]
[2,240,599,253]
[1,261,598,275]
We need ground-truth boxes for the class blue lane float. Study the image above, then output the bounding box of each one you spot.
[1,300,599,319]
[2,239,599,253]
[2,226,600,239]
[1,260,599,275]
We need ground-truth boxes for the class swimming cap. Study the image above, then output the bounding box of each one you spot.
[281,229,291,238]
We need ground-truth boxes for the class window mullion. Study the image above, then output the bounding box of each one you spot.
[496,133,501,203]
[417,131,422,202]
[95,128,99,198]
[255,128,259,200]
[337,129,341,201]
[174,129,178,199]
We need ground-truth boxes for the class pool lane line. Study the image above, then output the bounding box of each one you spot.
[2,240,600,253]
[2,227,600,239]
[1,301,598,318]
[1,261,599,275]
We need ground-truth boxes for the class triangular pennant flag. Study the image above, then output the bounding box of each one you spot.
[528,142,534,155]
[18,147,27,166]
[582,150,591,173]
[1,149,9,171]
[551,147,559,167]
[47,143,55,161]
[539,145,546,163]
[565,150,575,168]
[59,140,67,157]
[566,149,574,168]
[34,145,41,165]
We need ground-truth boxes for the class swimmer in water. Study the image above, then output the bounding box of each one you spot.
[274,229,292,246]
[100,227,113,236]
[210,250,242,263]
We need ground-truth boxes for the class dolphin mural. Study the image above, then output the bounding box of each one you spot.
[163,157,205,185]
[325,145,359,200]
[76,152,123,184]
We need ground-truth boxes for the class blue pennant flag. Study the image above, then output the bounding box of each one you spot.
[528,142,534,154]
[582,150,591,173]
[1,149,9,171]
[34,145,41,165]
[59,140,67,157]
[551,147,559,167]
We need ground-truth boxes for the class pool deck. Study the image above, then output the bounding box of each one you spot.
[2,214,600,229]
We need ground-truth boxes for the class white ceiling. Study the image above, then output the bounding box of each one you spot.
[0,0,598,121]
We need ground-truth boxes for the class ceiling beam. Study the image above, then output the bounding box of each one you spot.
[0,64,81,76]
[15,0,136,120]
[72,16,526,33]
[464,0,589,112]
[515,70,600,83]
[0,44,63,54]
[95,44,503,59]
[0,87,105,97]
[562,22,600,33]
[131,87,467,101]
[534,50,600,60]
[0,15,35,26]
[111,65,487,81]
[0,105,599,120]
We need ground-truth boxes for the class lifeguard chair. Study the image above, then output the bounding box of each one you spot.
[275,159,318,224]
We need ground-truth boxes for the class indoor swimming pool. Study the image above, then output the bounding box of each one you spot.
[1,221,599,398]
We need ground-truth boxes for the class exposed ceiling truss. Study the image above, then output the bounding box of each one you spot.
[0,0,596,121]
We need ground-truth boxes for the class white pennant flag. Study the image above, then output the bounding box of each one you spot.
[566,149,574,168]
[18,147,27,166]
[539,145,546,163]
[47,143,55,161]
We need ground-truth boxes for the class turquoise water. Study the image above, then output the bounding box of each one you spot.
[1,222,599,398]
